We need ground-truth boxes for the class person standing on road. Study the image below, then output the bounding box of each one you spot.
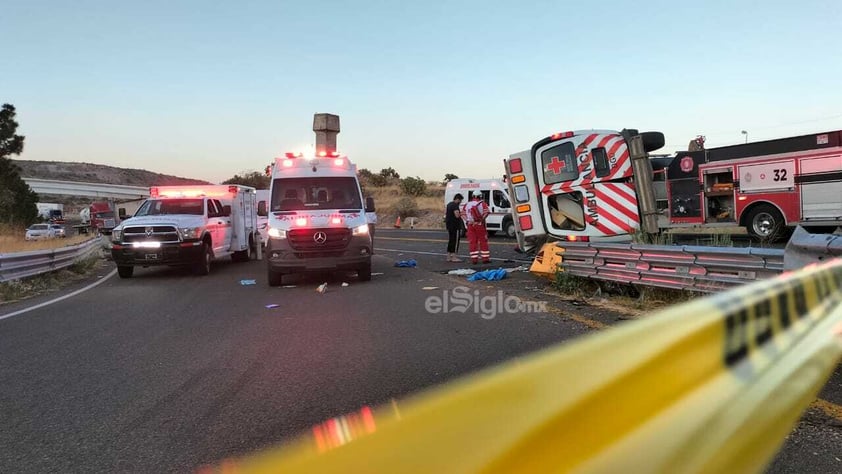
[445,193,464,262]
[464,194,491,264]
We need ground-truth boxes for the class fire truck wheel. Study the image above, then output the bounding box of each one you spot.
[746,204,784,242]
[267,269,283,287]
[194,242,212,276]
[641,132,665,152]
[117,265,134,278]
[358,261,372,282]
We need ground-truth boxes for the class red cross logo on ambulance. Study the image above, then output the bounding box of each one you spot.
[679,156,694,173]
[546,156,565,175]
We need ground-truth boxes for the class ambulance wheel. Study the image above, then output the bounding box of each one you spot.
[117,265,134,278]
[641,132,665,152]
[233,235,254,262]
[504,219,516,238]
[357,261,372,282]
[193,242,212,275]
[746,204,785,242]
[267,268,283,287]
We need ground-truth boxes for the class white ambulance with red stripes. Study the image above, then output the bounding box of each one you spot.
[504,129,842,251]
[263,151,375,286]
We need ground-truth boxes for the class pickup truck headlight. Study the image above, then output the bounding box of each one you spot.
[352,224,369,235]
[179,227,202,240]
[268,227,287,239]
[111,229,122,241]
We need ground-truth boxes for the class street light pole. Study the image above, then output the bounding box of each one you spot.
[741,130,748,144]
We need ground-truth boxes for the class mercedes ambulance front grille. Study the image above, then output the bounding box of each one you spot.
[123,226,180,243]
[287,228,351,251]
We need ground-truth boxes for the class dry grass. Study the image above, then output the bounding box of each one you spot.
[365,185,446,229]
[0,225,94,253]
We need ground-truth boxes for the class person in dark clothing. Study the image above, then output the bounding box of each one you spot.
[445,193,464,262]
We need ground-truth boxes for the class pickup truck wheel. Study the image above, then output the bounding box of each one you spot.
[267,268,283,287]
[194,243,212,275]
[357,260,372,282]
[117,266,134,278]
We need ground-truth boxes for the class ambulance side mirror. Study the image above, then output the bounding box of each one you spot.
[365,197,375,213]
[258,201,267,217]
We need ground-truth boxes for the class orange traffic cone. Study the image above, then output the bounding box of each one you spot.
[394,216,402,228]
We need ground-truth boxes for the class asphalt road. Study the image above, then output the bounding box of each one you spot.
[0,228,837,472]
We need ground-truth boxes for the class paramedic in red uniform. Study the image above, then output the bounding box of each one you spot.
[464,194,491,264]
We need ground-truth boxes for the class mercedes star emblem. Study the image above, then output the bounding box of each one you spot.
[313,231,327,244]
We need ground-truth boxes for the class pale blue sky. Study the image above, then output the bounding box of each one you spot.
[3,0,840,183]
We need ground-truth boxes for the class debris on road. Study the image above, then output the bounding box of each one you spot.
[281,285,297,288]
[240,279,257,286]
[505,265,529,273]
[448,268,477,276]
[265,304,280,309]
[422,287,439,290]
[341,282,349,287]
[394,259,417,268]
[316,283,328,293]
[371,272,384,276]
[467,268,508,281]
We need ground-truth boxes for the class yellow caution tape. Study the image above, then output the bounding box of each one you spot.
[212,260,842,474]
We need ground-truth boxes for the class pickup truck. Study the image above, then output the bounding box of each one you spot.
[110,185,258,278]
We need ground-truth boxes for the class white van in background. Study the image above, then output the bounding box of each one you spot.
[444,178,515,237]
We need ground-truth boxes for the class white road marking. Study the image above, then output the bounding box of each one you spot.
[0,268,118,322]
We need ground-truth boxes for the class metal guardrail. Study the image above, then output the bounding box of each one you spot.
[0,237,103,282]
[554,241,784,292]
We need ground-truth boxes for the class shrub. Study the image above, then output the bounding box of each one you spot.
[400,176,427,196]
[393,196,419,218]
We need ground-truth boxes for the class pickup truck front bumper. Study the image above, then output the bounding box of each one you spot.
[111,241,204,267]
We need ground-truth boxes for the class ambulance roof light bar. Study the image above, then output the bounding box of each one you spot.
[550,131,575,140]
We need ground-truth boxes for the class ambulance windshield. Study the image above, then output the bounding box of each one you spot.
[271,177,362,211]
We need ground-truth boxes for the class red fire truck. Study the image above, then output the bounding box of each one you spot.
[505,129,842,251]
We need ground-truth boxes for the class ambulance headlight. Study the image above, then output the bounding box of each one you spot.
[268,227,287,239]
[179,227,202,240]
[352,224,369,236]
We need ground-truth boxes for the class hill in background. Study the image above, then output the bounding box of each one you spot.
[15,160,211,187]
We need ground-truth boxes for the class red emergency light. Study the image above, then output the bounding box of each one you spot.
[519,215,533,231]
[509,158,523,174]
[566,235,589,242]
[295,217,308,226]
[333,158,345,166]
[550,131,575,140]
[283,160,294,167]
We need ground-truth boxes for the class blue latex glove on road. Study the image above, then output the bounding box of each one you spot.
[394,259,417,268]
[467,268,508,281]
